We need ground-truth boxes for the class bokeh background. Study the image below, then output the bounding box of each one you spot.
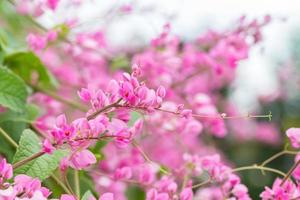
[1,0,300,199]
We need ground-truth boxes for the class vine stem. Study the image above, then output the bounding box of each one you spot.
[86,98,122,120]
[50,174,73,195]
[13,151,45,169]
[118,105,272,120]
[260,150,298,174]
[132,139,170,175]
[0,127,18,148]
[232,164,287,177]
[30,84,87,112]
[191,178,211,189]
[261,150,298,167]
[281,159,300,186]
[74,170,80,198]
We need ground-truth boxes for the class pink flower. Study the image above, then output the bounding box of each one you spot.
[156,86,166,98]
[286,128,300,148]
[293,154,300,180]
[0,159,13,185]
[46,30,58,42]
[99,193,114,200]
[50,114,75,145]
[260,178,299,200]
[61,194,76,200]
[138,165,155,184]
[114,166,132,180]
[232,184,249,198]
[180,109,192,119]
[119,4,132,13]
[26,33,47,51]
[108,118,131,148]
[42,139,55,154]
[180,188,193,200]
[13,175,51,198]
[47,0,59,10]
[107,80,119,95]
[69,150,96,170]
[132,64,142,77]
[146,189,157,200]
[78,88,92,102]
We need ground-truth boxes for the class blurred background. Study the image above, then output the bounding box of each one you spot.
[1,0,300,199]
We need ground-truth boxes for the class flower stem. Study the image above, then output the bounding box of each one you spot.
[132,139,170,175]
[191,178,211,189]
[260,150,298,175]
[280,158,300,186]
[74,170,80,198]
[232,164,287,177]
[50,174,73,195]
[87,98,122,120]
[0,126,18,148]
[13,151,45,169]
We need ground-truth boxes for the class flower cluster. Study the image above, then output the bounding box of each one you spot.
[2,1,299,199]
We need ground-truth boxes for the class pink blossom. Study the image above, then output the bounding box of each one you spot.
[114,166,132,180]
[293,154,300,181]
[47,0,59,10]
[180,187,193,200]
[286,128,300,148]
[260,178,299,200]
[69,150,96,170]
[232,184,249,198]
[78,88,92,102]
[26,33,47,51]
[42,139,55,154]
[0,159,13,185]
[180,109,192,119]
[99,193,114,200]
[13,175,51,199]
[46,30,58,42]
[60,194,76,200]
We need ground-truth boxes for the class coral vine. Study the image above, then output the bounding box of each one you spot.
[0,1,299,200]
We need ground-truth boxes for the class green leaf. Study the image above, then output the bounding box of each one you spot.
[0,67,28,112]
[0,104,40,123]
[79,171,97,197]
[128,111,141,126]
[81,190,95,200]
[13,129,68,180]
[25,104,40,121]
[111,55,130,71]
[4,51,58,89]
[125,186,146,200]
[0,104,39,161]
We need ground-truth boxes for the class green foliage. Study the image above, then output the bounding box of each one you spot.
[111,55,130,71]
[125,186,146,200]
[0,104,39,123]
[13,129,68,180]
[4,51,58,89]
[81,190,95,200]
[0,104,39,161]
[128,111,141,126]
[0,67,28,112]
[79,171,98,198]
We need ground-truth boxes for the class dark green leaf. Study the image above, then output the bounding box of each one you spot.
[4,51,58,89]
[125,186,146,200]
[81,190,95,200]
[0,67,28,112]
[13,129,68,180]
